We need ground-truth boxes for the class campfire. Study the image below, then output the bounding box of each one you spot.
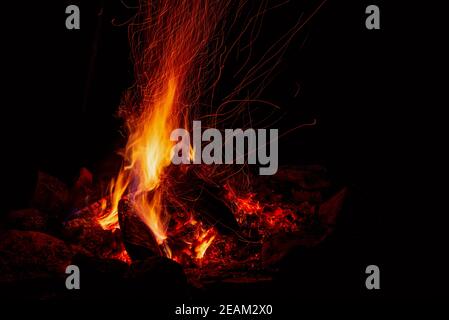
[87,0,343,273]
[0,0,346,299]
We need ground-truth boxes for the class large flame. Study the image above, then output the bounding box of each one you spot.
[95,0,309,264]
[121,77,177,244]
[99,0,229,255]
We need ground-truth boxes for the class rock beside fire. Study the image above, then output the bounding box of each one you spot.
[318,187,348,235]
[0,230,81,283]
[66,254,129,299]
[69,167,95,210]
[118,197,160,260]
[261,188,348,267]
[32,171,69,217]
[4,208,49,232]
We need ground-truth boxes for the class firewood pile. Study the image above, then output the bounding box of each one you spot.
[0,165,346,300]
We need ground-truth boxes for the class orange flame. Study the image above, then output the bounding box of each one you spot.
[89,0,325,266]
[98,0,229,256]
[119,77,178,244]
[194,228,216,260]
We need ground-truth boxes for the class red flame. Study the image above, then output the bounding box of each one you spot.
[97,0,231,260]
[93,0,318,266]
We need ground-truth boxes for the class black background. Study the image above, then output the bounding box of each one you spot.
[0,0,446,306]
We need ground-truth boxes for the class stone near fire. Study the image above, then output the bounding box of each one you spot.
[292,190,322,203]
[69,167,94,210]
[32,171,69,217]
[118,197,160,260]
[62,217,117,259]
[125,256,188,300]
[4,208,49,232]
[261,188,348,267]
[0,230,76,283]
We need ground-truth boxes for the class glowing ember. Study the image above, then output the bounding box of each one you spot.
[194,228,217,260]
[92,0,321,267]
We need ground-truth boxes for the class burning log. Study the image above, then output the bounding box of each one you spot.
[118,197,160,260]
[318,187,348,235]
